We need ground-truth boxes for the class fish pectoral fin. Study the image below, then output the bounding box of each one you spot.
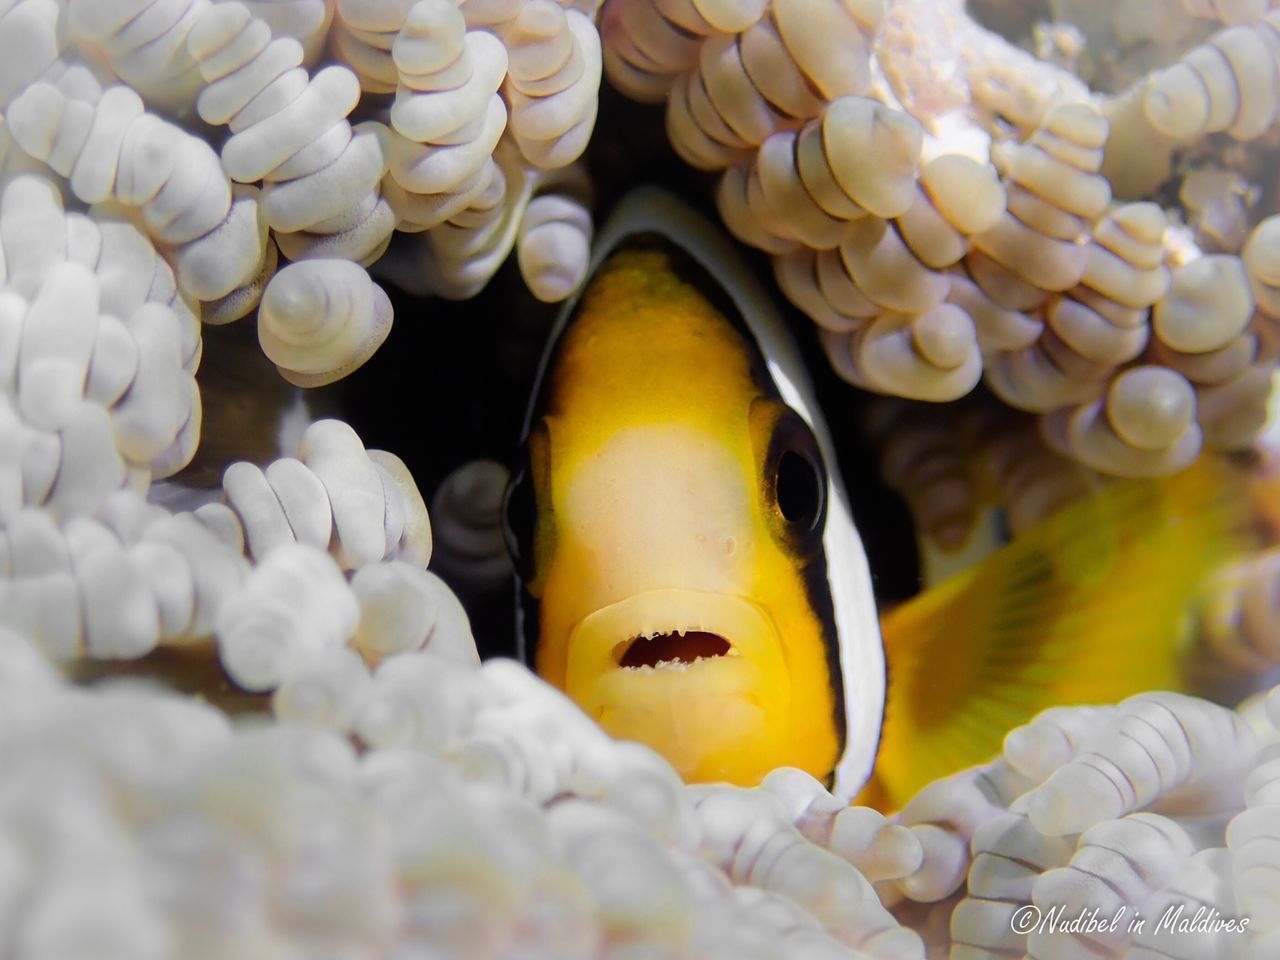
[864,453,1258,813]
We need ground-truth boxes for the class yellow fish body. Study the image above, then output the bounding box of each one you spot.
[505,189,1258,810]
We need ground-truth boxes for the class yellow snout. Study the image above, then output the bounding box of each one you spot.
[567,588,790,782]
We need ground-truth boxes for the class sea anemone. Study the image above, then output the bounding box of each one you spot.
[2,1,1280,957]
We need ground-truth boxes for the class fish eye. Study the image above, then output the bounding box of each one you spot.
[501,458,537,581]
[763,407,827,545]
[776,447,823,528]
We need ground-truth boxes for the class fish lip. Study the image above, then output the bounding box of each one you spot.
[565,588,785,689]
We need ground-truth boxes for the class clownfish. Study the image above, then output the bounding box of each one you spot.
[503,189,1259,811]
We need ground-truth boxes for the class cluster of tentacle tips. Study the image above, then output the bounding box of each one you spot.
[891,686,1280,959]
[0,617,951,960]
[599,0,1280,478]
[7,609,1280,957]
[0,0,605,734]
[0,61,485,694]
[0,0,601,390]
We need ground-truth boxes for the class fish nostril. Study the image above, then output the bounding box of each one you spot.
[618,632,731,668]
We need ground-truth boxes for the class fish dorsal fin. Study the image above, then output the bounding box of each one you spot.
[864,453,1258,812]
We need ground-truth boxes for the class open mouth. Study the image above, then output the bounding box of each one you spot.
[616,630,733,669]
[564,588,792,782]
[565,588,788,703]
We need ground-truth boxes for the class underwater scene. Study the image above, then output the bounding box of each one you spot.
[2,0,1280,957]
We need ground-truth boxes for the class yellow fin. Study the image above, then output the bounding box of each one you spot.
[863,453,1258,812]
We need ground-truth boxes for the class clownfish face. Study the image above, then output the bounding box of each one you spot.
[504,234,857,787]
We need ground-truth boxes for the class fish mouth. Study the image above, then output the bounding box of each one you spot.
[564,588,792,779]
[567,588,784,682]
[615,629,734,670]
